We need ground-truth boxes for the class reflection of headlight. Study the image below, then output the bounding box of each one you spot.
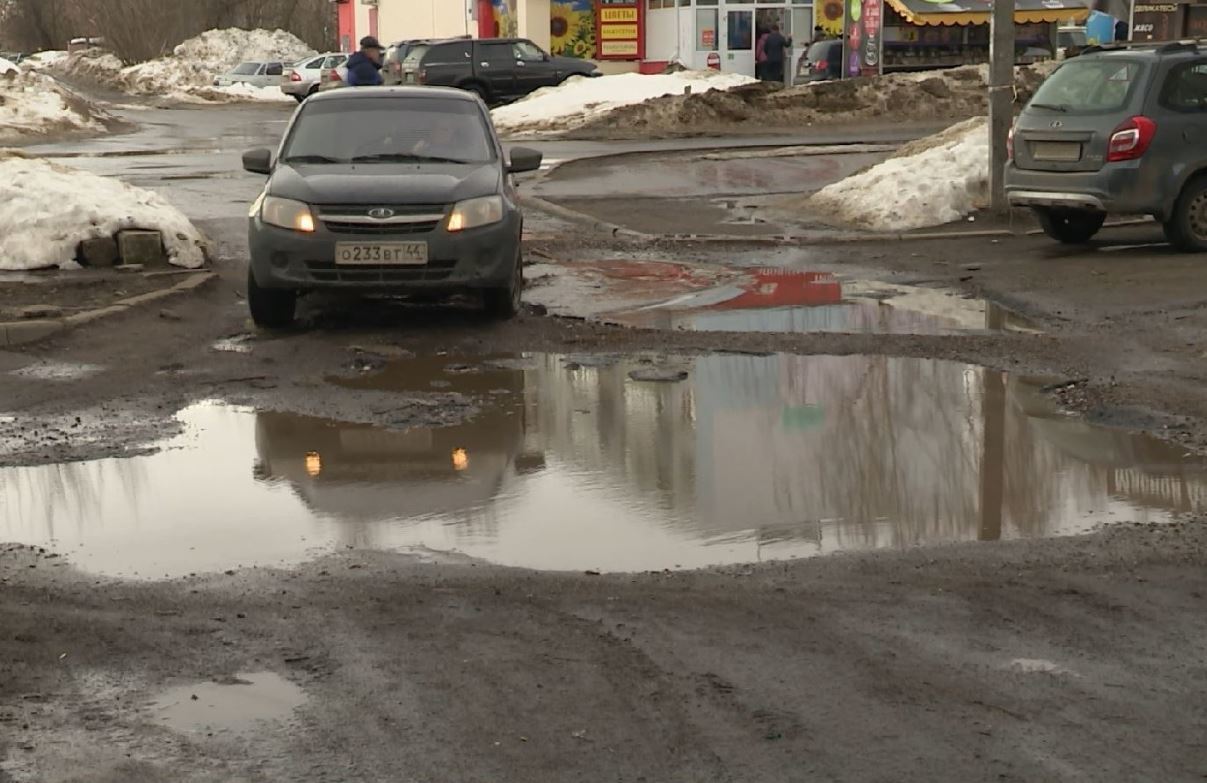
[447,195,503,232]
[451,448,469,471]
[305,451,322,477]
[262,195,316,233]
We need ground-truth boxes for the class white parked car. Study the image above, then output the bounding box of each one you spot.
[281,52,349,102]
[213,61,286,88]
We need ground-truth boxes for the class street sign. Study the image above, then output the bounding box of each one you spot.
[706,51,721,70]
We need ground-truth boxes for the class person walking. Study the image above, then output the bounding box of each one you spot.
[762,24,792,83]
[345,36,385,87]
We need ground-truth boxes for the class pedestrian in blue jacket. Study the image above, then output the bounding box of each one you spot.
[346,36,385,86]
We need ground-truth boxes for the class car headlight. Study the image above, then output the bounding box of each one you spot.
[261,195,316,233]
[447,195,503,232]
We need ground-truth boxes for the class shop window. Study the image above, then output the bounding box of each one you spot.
[697,8,719,50]
[1161,62,1207,111]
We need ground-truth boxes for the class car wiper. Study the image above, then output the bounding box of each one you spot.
[282,154,343,164]
[350,153,472,164]
[1030,102,1068,112]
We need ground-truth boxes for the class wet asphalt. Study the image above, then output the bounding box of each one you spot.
[2,96,1207,782]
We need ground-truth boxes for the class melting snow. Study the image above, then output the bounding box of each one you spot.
[0,155,208,271]
[491,70,758,134]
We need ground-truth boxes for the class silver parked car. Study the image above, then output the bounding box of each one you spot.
[1006,42,1207,251]
[213,60,286,88]
[281,53,349,102]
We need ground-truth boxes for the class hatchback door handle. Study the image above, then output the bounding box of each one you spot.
[480,62,489,67]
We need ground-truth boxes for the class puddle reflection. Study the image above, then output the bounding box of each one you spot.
[608,269,1036,335]
[1,354,1202,577]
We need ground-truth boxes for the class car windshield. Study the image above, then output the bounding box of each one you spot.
[1029,58,1144,113]
[232,62,261,75]
[282,98,496,165]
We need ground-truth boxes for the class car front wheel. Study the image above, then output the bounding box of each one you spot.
[247,268,296,328]
[1164,177,1207,252]
[483,249,522,320]
[1033,207,1106,244]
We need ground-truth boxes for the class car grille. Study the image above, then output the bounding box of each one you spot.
[318,204,447,236]
[305,258,457,283]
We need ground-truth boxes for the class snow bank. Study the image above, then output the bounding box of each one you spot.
[0,155,208,271]
[192,82,296,103]
[21,51,69,70]
[491,71,758,134]
[806,117,988,232]
[119,28,313,94]
[0,58,17,75]
[0,68,108,142]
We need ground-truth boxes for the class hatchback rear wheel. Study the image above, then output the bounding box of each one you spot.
[1033,207,1106,244]
[247,268,296,328]
[1164,177,1207,253]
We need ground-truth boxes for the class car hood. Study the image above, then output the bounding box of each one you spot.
[268,162,501,205]
[552,56,596,74]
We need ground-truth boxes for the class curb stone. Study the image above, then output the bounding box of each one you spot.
[0,271,216,347]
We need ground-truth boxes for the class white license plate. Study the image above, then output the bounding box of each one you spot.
[1032,141,1081,162]
[335,242,428,265]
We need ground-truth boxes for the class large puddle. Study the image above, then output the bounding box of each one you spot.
[3,353,1204,578]
[604,270,1037,335]
[151,671,306,736]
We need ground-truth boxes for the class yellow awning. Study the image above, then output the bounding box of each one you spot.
[885,0,1091,26]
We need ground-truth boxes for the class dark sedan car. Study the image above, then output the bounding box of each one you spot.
[241,87,542,327]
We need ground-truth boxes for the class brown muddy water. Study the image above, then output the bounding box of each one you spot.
[2,353,1203,578]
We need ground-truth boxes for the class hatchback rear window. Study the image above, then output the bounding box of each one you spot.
[1029,58,1144,113]
[402,45,430,68]
[283,98,496,164]
[232,62,261,75]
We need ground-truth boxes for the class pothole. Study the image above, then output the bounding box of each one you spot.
[2,353,1202,578]
[150,671,306,735]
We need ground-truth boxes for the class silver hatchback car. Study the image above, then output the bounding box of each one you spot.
[1006,42,1207,251]
[241,87,543,327]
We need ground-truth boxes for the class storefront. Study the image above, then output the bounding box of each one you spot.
[1131,0,1207,41]
[637,1,816,75]
[873,0,1091,74]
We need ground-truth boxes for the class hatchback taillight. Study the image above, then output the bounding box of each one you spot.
[1007,126,1014,160]
[289,71,301,82]
[1106,116,1157,162]
[418,69,426,84]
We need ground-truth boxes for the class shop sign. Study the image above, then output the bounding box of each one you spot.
[702,28,716,48]
[843,0,883,77]
[594,0,644,60]
[1132,3,1183,40]
[707,51,721,69]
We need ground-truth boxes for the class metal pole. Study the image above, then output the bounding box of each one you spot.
[988,0,1016,214]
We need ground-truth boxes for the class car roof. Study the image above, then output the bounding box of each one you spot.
[1078,41,1207,60]
[306,86,482,103]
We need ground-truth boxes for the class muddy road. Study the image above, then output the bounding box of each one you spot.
[2,101,1207,782]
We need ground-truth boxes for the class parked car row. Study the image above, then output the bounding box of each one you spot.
[255,36,599,106]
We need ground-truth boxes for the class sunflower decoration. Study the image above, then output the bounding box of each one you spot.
[551,1,594,57]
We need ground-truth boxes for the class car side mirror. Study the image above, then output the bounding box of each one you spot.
[507,147,543,174]
[542,52,550,61]
[242,148,273,175]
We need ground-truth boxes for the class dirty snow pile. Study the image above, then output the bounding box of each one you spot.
[491,70,758,134]
[189,82,296,103]
[806,117,989,232]
[58,28,313,102]
[0,154,208,270]
[20,50,69,70]
[0,65,109,142]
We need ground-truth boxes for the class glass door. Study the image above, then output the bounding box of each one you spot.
[726,9,755,76]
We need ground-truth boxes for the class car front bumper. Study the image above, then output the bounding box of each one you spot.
[1004,160,1160,216]
[249,211,522,292]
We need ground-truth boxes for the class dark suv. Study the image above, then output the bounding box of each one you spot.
[1006,42,1207,251]
[401,37,599,105]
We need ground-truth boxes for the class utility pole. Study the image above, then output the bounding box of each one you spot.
[988,0,1015,213]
